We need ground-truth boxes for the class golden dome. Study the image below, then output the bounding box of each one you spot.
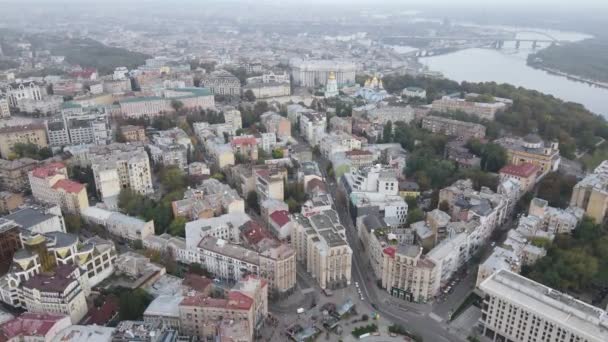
[329,71,336,80]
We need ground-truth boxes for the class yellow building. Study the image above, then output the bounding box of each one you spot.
[28,162,89,214]
[495,134,560,179]
[0,124,48,159]
[570,161,608,223]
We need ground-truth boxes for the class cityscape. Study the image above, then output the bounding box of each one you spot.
[0,1,608,341]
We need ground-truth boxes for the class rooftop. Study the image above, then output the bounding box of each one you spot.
[52,179,85,194]
[0,313,68,340]
[499,163,540,178]
[144,295,183,318]
[22,264,78,293]
[481,270,608,341]
[51,325,115,342]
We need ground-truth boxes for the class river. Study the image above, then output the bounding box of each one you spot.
[417,31,608,117]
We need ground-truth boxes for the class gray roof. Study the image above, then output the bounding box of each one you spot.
[5,208,57,229]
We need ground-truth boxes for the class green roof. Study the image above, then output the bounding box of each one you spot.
[62,102,82,109]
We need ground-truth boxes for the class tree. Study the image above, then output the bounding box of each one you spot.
[160,166,187,193]
[247,191,260,214]
[479,143,507,172]
[382,121,393,143]
[118,288,152,320]
[168,217,187,237]
[253,101,269,116]
[10,143,52,160]
[271,149,284,159]
[64,214,83,234]
[407,208,425,225]
[244,89,256,102]
[439,200,450,212]
[170,99,184,112]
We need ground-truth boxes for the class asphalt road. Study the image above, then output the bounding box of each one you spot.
[313,154,466,342]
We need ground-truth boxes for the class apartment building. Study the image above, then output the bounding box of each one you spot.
[46,103,111,147]
[0,96,10,118]
[0,158,38,192]
[570,160,608,223]
[87,143,153,206]
[185,212,252,251]
[431,96,507,121]
[320,131,362,159]
[381,245,438,303]
[179,276,267,340]
[255,168,284,201]
[81,206,155,242]
[5,81,43,107]
[28,162,89,214]
[478,269,608,342]
[495,134,560,179]
[260,112,291,138]
[0,124,48,159]
[242,81,290,99]
[120,125,147,142]
[421,115,486,139]
[172,179,244,220]
[299,112,327,147]
[291,211,352,289]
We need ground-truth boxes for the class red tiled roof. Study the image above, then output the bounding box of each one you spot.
[231,136,257,147]
[499,163,539,178]
[306,178,327,193]
[85,295,118,325]
[383,247,396,258]
[241,220,274,245]
[269,210,290,227]
[31,162,65,179]
[52,179,85,193]
[345,149,372,157]
[0,313,67,340]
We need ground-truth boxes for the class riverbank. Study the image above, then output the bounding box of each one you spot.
[527,62,608,90]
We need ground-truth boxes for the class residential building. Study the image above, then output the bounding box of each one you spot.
[431,96,507,121]
[81,206,155,242]
[185,212,252,251]
[172,179,244,220]
[290,58,357,87]
[0,192,23,213]
[0,124,48,159]
[0,97,10,118]
[478,269,608,342]
[291,211,352,289]
[112,321,167,342]
[16,96,63,115]
[149,128,191,170]
[201,70,241,96]
[51,325,115,342]
[286,104,313,125]
[179,276,267,341]
[495,134,560,179]
[381,245,438,303]
[231,135,259,161]
[28,162,89,214]
[260,112,291,138]
[421,115,486,140]
[299,112,326,146]
[87,143,153,206]
[0,313,72,342]
[0,158,38,192]
[329,116,352,134]
[46,103,110,147]
[255,168,284,201]
[570,160,608,223]
[320,132,362,159]
[402,87,427,99]
[143,295,183,329]
[499,163,540,193]
[120,125,147,142]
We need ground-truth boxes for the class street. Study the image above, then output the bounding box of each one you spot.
[313,153,467,342]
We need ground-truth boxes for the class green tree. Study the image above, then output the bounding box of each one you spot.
[271,149,284,159]
[407,208,425,225]
[168,217,187,237]
[243,89,256,102]
[170,99,184,112]
[64,214,83,234]
[160,166,187,193]
[246,191,260,214]
[382,121,393,143]
[118,288,152,320]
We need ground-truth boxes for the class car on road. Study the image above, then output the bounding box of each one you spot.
[355,282,359,287]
